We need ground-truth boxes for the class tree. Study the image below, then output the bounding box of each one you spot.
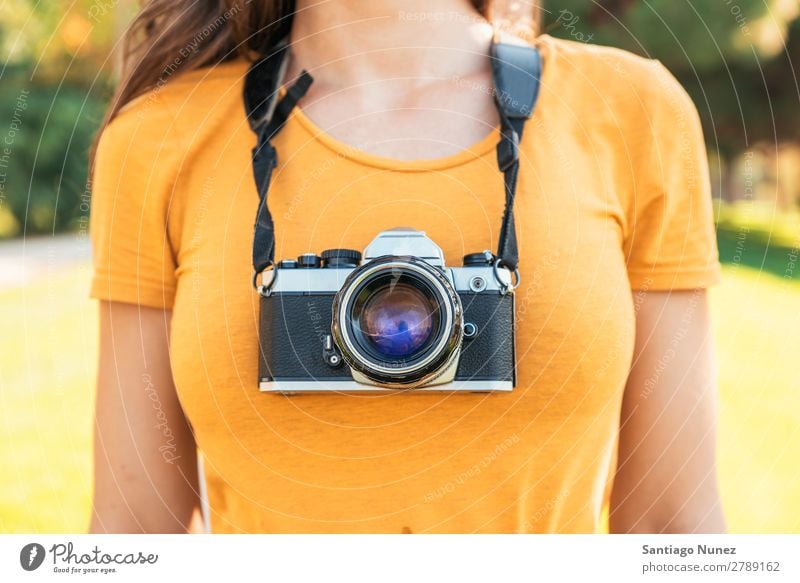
[0,0,116,236]
[544,0,800,152]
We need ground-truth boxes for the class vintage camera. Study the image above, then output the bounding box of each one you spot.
[257,228,516,393]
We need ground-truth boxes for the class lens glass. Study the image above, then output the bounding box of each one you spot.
[356,280,439,359]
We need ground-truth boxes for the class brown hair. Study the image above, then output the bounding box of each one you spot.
[100,0,540,135]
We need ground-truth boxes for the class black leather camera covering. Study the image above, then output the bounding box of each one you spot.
[456,292,515,383]
[258,292,515,385]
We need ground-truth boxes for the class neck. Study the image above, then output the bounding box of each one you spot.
[289,0,493,86]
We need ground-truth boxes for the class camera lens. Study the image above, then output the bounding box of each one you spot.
[332,257,463,387]
[357,281,438,359]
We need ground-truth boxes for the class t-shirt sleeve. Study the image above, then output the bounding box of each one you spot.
[623,60,721,291]
[89,96,181,309]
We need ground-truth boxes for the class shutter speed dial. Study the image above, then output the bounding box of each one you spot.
[296,253,322,268]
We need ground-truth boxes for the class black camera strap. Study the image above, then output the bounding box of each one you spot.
[244,39,314,277]
[244,39,542,282]
[490,42,542,272]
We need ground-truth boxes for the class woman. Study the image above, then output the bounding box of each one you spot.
[89,0,726,533]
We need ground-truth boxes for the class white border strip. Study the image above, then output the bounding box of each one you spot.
[259,380,513,393]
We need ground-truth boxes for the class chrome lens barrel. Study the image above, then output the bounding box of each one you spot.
[331,256,463,387]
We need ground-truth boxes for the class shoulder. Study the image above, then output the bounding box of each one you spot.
[536,34,676,95]
[535,35,695,122]
[117,58,251,119]
[532,35,701,153]
[101,59,251,150]
[93,58,252,209]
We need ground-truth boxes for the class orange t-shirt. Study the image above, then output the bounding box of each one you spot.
[89,35,720,533]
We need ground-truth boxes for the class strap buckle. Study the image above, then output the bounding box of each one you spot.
[252,262,277,296]
[493,258,521,295]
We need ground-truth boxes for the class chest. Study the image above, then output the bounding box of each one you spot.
[168,118,636,415]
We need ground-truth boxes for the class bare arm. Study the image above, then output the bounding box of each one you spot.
[89,301,202,533]
[610,290,726,533]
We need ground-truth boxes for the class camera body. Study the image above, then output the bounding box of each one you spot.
[257,228,516,393]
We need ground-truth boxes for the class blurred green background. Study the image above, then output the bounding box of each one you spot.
[0,1,798,533]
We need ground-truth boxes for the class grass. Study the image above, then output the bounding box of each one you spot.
[0,222,798,532]
[711,269,800,532]
[714,201,800,281]
[0,263,96,533]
